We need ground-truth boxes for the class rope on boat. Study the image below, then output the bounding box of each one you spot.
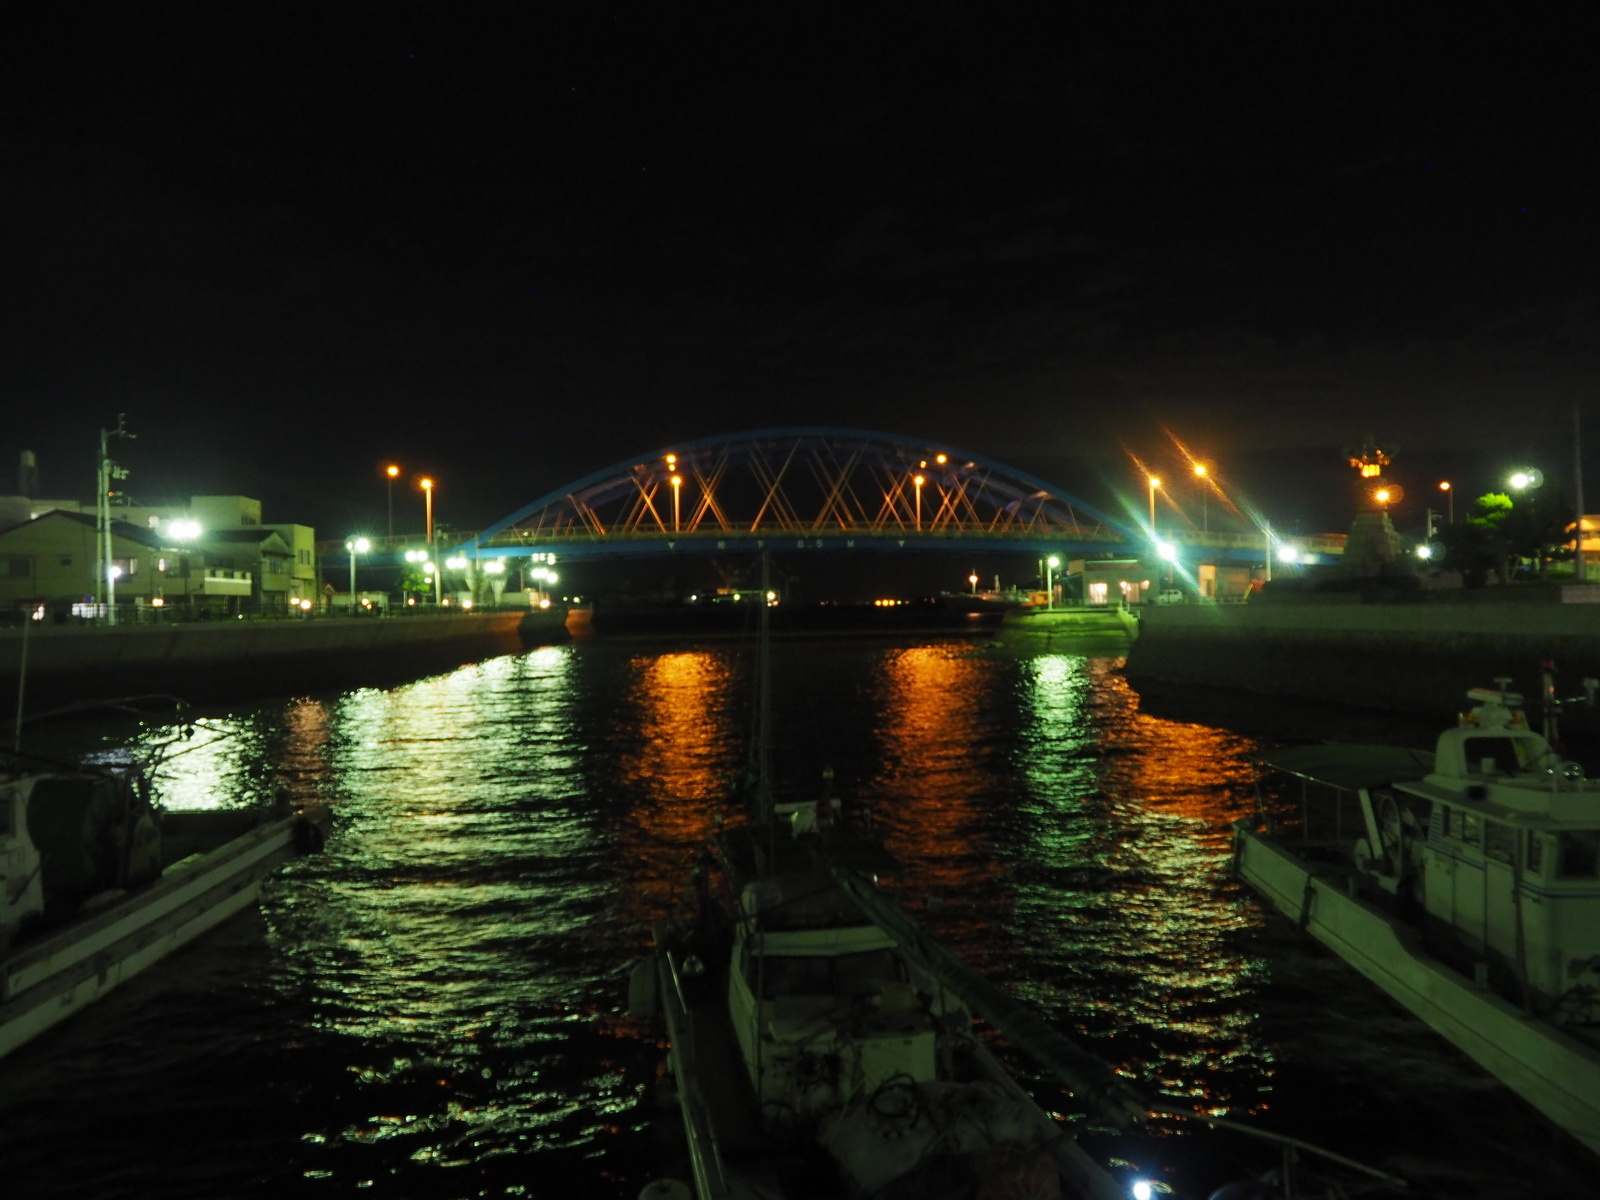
[831,868,1149,1129]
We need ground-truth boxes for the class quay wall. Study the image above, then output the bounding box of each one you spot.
[1124,598,1600,716]
[1,610,569,714]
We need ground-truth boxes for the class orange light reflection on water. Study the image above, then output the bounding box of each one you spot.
[615,650,742,920]
[860,644,1006,903]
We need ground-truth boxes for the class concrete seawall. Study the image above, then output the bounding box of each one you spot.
[1124,598,1600,716]
[2,610,569,715]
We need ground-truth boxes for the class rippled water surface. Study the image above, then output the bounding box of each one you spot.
[1,639,1593,1199]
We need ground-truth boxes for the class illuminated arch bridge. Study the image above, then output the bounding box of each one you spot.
[459,427,1143,562]
[461,427,1135,561]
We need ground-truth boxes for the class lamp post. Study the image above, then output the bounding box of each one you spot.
[346,537,370,611]
[1438,481,1453,524]
[671,474,682,533]
[913,474,925,531]
[1193,464,1209,534]
[385,465,400,539]
[106,563,122,620]
[968,572,979,596]
[1046,555,1060,610]
[166,520,202,615]
[1147,476,1161,533]
[420,477,435,543]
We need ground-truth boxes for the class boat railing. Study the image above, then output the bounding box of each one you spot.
[662,950,734,1200]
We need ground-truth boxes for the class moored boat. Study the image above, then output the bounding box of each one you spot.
[1239,678,1600,1158]
[0,738,330,1060]
[637,792,1135,1200]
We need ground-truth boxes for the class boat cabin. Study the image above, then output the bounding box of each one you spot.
[726,873,954,1127]
[1395,688,1600,1008]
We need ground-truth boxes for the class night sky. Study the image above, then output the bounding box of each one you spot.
[4,6,1597,540]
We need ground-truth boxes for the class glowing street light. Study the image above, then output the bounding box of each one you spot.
[419,476,435,542]
[385,464,400,539]
[671,474,683,532]
[913,474,925,531]
[1046,555,1060,610]
[1193,463,1210,534]
[107,562,122,620]
[1147,476,1161,531]
[345,536,371,608]
[1373,487,1393,506]
[968,572,979,596]
[1509,469,1543,491]
[1438,480,1453,523]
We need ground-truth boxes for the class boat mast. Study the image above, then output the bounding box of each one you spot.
[754,549,774,824]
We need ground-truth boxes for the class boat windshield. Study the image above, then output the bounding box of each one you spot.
[1556,830,1600,878]
[1463,735,1529,775]
[759,949,908,999]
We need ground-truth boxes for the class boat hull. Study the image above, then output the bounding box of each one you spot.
[0,813,312,1060]
[1236,827,1600,1157]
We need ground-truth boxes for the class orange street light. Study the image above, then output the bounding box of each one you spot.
[671,474,683,532]
[1374,487,1393,506]
[1192,463,1211,533]
[1147,476,1161,531]
[420,476,435,542]
[1439,480,1453,522]
[384,464,401,538]
[913,474,925,531]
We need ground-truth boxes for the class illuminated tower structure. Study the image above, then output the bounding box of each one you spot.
[1339,434,1410,579]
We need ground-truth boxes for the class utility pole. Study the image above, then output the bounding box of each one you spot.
[96,416,135,625]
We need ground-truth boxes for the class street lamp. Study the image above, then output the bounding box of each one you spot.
[420,477,435,542]
[1193,463,1210,534]
[107,563,122,622]
[1509,469,1543,491]
[671,474,683,532]
[166,519,202,612]
[1147,476,1161,532]
[968,572,979,596]
[1046,555,1060,610]
[385,465,400,539]
[1438,480,1453,523]
[913,475,925,531]
[346,537,371,611]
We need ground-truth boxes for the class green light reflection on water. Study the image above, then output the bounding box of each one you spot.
[1011,654,1272,1114]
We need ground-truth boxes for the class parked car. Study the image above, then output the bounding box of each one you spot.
[1155,589,1185,604]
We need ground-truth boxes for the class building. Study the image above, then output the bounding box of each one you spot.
[264,523,318,605]
[201,528,295,613]
[0,491,317,616]
[0,510,251,619]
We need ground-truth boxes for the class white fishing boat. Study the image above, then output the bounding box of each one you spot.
[1240,677,1600,1158]
[0,740,330,1060]
[636,793,1142,1200]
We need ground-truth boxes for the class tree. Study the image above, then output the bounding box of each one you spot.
[1437,490,1574,585]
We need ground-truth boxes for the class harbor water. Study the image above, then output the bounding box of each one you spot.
[0,636,1592,1198]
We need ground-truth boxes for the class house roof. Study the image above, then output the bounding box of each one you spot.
[205,528,290,552]
[0,508,165,549]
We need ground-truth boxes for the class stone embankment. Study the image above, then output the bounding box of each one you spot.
[1,609,570,716]
[1124,588,1600,717]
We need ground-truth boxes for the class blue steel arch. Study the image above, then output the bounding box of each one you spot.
[459,427,1140,560]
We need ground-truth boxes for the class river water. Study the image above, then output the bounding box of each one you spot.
[0,636,1592,1199]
